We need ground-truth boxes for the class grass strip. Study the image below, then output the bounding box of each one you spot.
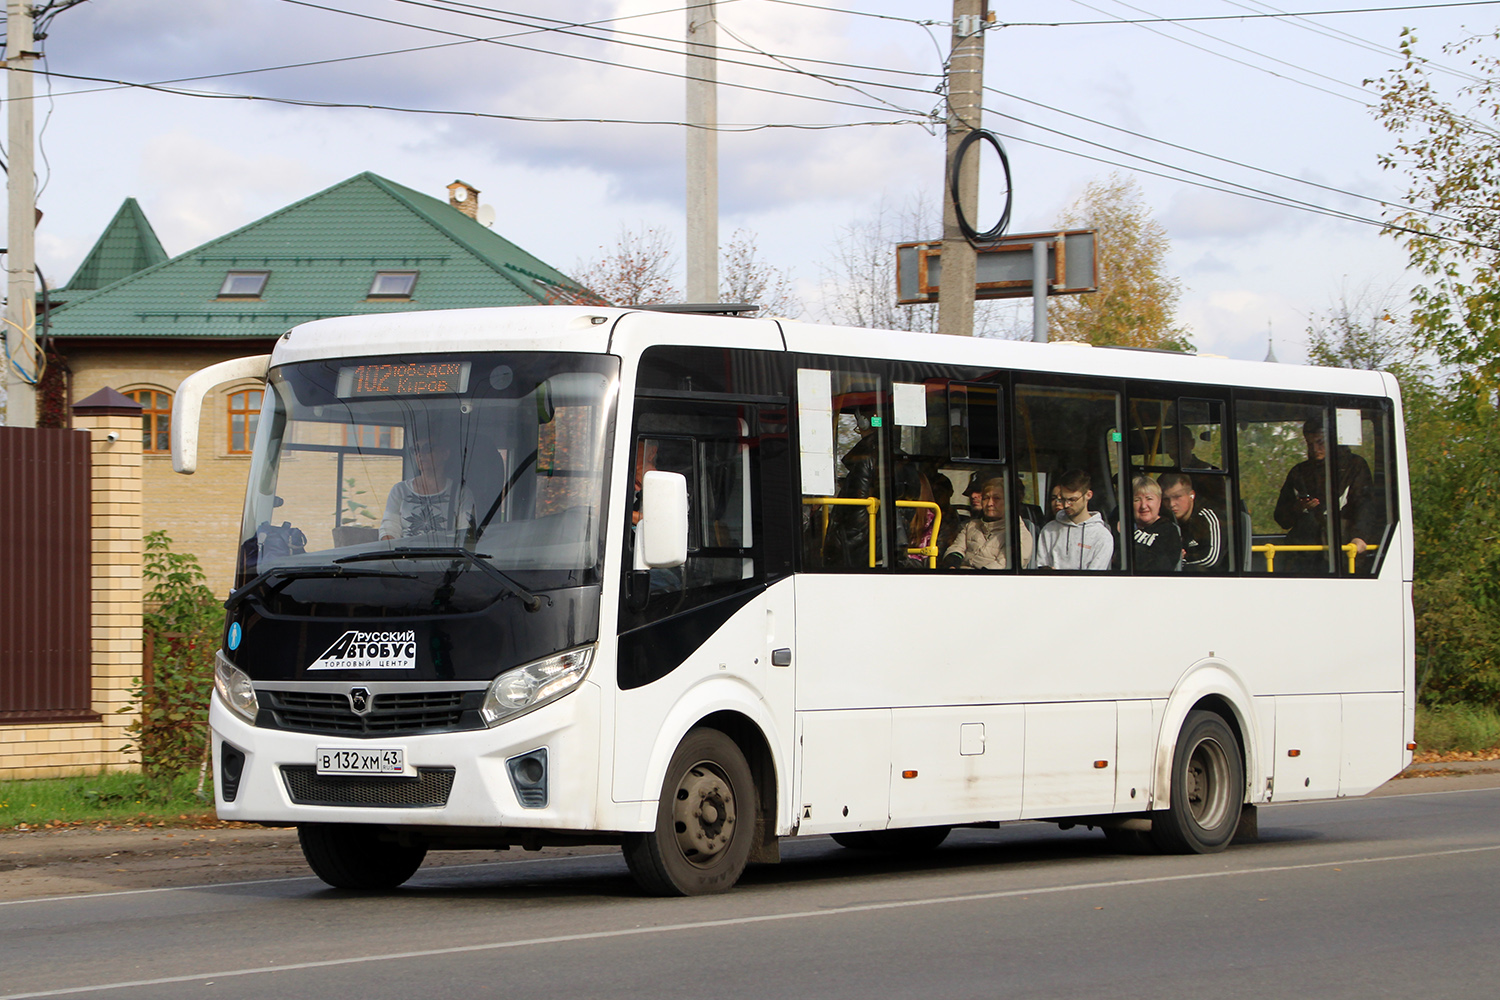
[0,771,219,830]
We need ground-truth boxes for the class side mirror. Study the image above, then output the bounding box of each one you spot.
[639,470,689,568]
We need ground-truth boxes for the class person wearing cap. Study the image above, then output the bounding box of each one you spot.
[943,473,1032,570]
[1273,415,1376,572]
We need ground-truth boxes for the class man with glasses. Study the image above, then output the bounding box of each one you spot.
[1033,469,1113,571]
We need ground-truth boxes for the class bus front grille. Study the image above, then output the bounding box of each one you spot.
[279,765,456,808]
[261,689,483,737]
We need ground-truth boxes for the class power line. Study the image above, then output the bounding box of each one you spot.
[28,66,927,131]
[1003,1,1500,25]
[983,84,1464,226]
[981,113,1496,251]
[419,0,943,78]
[374,0,942,99]
[1059,0,1373,105]
[754,0,945,26]
[276,0,937,118]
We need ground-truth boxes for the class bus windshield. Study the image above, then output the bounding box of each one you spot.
[237,352,619,614]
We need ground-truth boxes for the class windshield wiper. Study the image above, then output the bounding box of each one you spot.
[225,564,418,610]
[336,547,546,612]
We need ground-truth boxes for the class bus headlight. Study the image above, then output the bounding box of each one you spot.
[481,646,594,727]
[214,651,259,724]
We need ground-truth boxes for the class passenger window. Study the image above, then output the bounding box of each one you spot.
[1129,396,1232,574]
[1235,398,1334,575]
[1015,383,1124,572]
[1333,404,1394,576]
[624,403,760,623]
[799,369,891,571]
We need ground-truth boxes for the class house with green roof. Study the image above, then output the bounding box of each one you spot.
[46,172,602,594]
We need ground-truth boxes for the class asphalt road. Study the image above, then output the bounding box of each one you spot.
[4,774,1499,1000]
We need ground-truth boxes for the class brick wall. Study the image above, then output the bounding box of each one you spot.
[0,405,143,778]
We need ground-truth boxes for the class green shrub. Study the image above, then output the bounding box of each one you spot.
[1415,703,1500,754]
[122,530,222,781]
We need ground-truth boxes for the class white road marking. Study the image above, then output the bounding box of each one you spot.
[3,842,1499,1000]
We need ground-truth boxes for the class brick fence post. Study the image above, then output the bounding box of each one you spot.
[73,389,144,772]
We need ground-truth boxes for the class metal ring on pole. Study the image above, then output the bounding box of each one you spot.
[950,129,1012,245]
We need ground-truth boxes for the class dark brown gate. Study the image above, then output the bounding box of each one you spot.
[0,426,94,723]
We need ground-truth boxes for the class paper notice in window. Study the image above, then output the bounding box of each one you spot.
[893,383,928,427]
[798,369,836,496]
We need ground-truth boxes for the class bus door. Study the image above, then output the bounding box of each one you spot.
[613,397,796,804]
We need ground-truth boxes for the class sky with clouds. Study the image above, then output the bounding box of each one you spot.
[8,0,1492,361]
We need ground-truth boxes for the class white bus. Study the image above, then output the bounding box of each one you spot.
[173,306,1413,895]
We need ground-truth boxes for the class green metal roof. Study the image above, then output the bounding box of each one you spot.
[48,173,602,339]
[59,197,168,292]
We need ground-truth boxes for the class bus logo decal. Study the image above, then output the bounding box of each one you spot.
[348,687,372,715]
[308,630,418,671]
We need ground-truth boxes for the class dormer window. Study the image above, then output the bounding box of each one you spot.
[219,271,268,299]
[368,270,418,299]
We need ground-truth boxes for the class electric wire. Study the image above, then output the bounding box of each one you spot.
[981,109,1496,251]
[276,0,937,118]
[373,0,942,101]
[753,0,944,26]
[714,19,923,118]
[983,83,1467,227]
[1061,0,1373,105]
[418,0,944,79]
[1004,0,1500,25]
[27,66,926,130]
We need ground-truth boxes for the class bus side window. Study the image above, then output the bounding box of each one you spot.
[799,369,890,571]
[1334,404,1393,576]
[1235,397,1335,576]
[1015,382,1124,572]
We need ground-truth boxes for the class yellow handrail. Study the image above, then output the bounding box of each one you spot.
[802,496,881,568]
[895,500,943,568]
[1250,542,1378,574]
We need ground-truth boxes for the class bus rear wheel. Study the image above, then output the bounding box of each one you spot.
[297,823,427,889]
[624,728,756,896]
[831,826,951,853]
[1151,710,1244,855]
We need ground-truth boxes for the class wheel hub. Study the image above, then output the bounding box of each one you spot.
[672,763,736,866]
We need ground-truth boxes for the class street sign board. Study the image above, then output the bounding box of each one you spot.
[896,229,1097,304]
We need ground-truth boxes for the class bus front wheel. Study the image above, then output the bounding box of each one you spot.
[624,728,756,896]
[297,823,427,889]
[1151,710,1244,855]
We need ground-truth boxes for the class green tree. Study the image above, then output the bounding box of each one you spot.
[1048,173,1191,351]
[1369,28,1500,388]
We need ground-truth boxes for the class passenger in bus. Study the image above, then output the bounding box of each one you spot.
[1273,416,1377,569]
[1033,469,1113,570]
[826,408,883,568]
[942,474,1032,570]
[1130,474,1182,573]
[1159,473,1224,572]
[380,436,476,541]
[928,468,962,556]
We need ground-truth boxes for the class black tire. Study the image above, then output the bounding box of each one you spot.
[830,826,951,853]
[1150,710,1244,854]
[297,823,426,890]
[624,728,756,896]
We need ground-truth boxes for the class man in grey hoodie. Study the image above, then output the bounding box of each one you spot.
[1033,469,1114,571]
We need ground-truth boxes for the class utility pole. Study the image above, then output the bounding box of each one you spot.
[937,0,986,337]
[3,0,38,426]
[685,1,718,304]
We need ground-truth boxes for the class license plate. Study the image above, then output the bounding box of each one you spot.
[316,747,405,775]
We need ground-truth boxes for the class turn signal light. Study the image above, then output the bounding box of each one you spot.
[1288,749,1301,757]
[1407,742,1417,751]
[1093,760,1109,769]
[901,770,918,779]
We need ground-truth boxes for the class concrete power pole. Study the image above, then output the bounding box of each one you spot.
[3,0,37,426]
[685,1,718,304]
[937,0,986,337]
